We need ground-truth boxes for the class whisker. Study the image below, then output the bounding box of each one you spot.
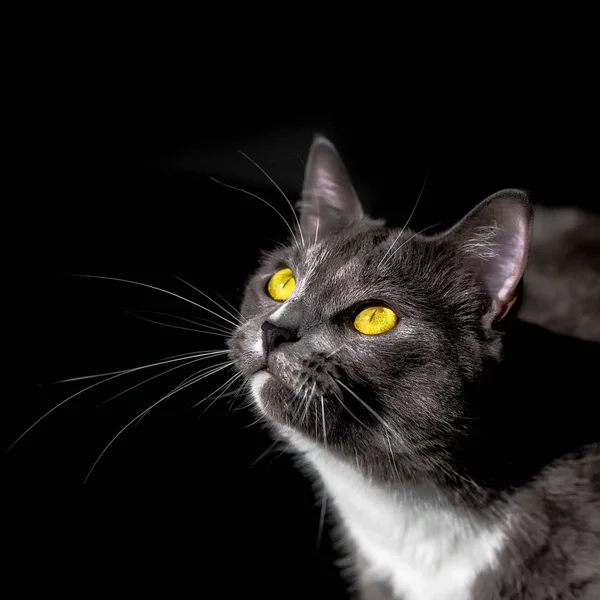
[173,362,235,399]
[238,151,305,248]
[125,311,229,337]
[133,364,238,428]
[195,371,243,413]
[72,274,240,329]
[189,318,234,336]
[137,310,234,335]
[326,345,346,359]
[384,431,401,480]
[100,356,230,406]
[320,395,327,450]
[226,380,249,415]
[386,223,442,263]
[335,379,401,444]
[300,381,317,423]
[173,275,244,325]
[209,177,301,249]
[332,391,370,429]
[242,414,266,429]
[295,388,309,423]
[57,350,228,383]
[84,362,233,483]
[378,176,428,268]
[215,292,245,323]
[175,360,233,389]
[6,351,228,452]
[316,492,328,556]
[316,394,328,558]
[250,439,280,467]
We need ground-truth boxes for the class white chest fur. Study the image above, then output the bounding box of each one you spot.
[291,438,508,600]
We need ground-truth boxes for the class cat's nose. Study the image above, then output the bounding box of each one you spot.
[261,321,298,355]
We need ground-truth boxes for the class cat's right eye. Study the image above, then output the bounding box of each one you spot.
[266,268,296,301]
[354,306,398,335]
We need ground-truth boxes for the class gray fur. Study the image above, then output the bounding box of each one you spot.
[227,137,600,599]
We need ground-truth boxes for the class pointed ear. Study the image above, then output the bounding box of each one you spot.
[445,189,533,321]
[299,136,365,242]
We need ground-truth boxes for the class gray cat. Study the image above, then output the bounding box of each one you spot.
[227,136,600,599]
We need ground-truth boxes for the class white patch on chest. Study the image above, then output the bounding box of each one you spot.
[289,435,508,600]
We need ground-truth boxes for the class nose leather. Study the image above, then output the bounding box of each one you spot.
[261,321,297,354]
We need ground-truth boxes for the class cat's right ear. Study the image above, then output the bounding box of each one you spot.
[299,136,365,243]
[444,189,533,322]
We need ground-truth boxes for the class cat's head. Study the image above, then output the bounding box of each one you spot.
[228,136,532,485]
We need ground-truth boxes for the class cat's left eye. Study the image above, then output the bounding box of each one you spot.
[267,267,296,301]
[354,306,398,335]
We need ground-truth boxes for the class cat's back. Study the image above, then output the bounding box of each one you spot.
[472,444,600,600]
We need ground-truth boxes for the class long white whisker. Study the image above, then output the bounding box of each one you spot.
[84,362,233,483]
[385,431,401,480]
[250,439,280,467]
[387,223,442,264]
[133,362,236,428]
[72,274,240,329]
[300,381,317,423]
[326,345,346,359]
[100,356,230,406]
[320,395,327,450]
[226,380,249,414]
[378,176,428,268]
[243,414,267,429]
[189,318,234,336]
[173,275,244,325]
[215,293,245,322]
[295,388,309,423]
[58,350,228,383]
[193,370,242,411]
[316,494,328,555]
[332,391,370,429]
[172,362,235,398]
[175,360,234,389]
[125,311,229,337]
[238,151,305,248]
[6,351,228,452]
[335,379,401,443]
[209,176,301,248]
[201,371,244,414]
[316,395,328,557]
[137,310,234,335]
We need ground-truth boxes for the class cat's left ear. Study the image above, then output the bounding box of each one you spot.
[299,136,365,242]
[446,189,533,321]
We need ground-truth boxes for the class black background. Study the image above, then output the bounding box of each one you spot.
[8,61,599,598]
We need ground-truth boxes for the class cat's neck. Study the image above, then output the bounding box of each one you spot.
[286,429,510,600]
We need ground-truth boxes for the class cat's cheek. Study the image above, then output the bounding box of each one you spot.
[249,371,279,418]
[250,371,271,409]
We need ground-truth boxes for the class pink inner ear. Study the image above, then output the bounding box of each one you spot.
[314,171,345,211]
[497,220,528,303]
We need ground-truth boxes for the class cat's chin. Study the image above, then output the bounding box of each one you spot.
[249,370,291,418]
[249,370,318,435]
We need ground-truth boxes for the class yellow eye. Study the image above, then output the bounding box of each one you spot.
[354,306,398,335]
[267,268,296,301]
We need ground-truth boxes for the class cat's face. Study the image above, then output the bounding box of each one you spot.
[228,137,532,485]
